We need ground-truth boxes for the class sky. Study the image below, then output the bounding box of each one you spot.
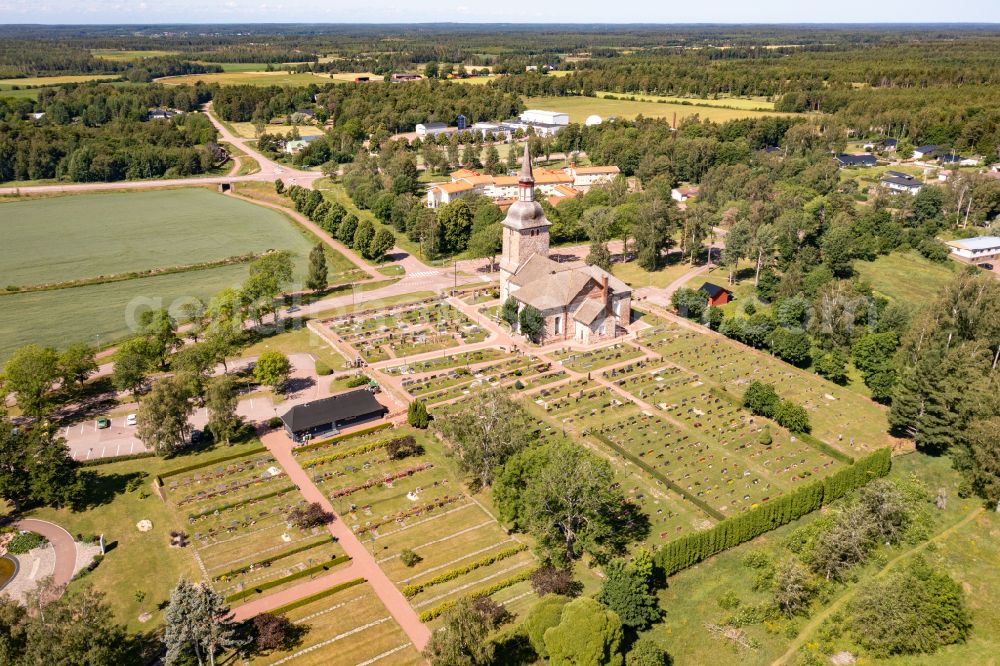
[0,0,998,25]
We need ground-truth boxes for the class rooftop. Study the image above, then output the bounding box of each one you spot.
[280,390,387,433]
[947,236,1000,251]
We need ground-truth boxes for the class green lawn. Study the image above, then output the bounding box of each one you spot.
[854,251,957,303]
[0,189,323,361]
[521,95,791,124]
[0,74,122,87]
[646,453,999,666]
[595,91,776,110]
[22,441,267,631]
[612,257,695,289]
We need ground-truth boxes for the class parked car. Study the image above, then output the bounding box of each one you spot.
[286,305,300,314]
[126,414,137,426]
[191,429,203,443]
[978,262,994,270]
[96,417,111,429]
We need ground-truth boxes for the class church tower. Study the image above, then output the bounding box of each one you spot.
[499,142,551,287]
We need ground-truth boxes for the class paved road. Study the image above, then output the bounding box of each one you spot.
[14,519,77,593]
[231,430,432,650]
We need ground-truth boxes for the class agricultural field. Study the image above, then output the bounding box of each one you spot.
[0,74,122,87]
[157,70,341,86]
[230,122,327,139]
[326,299,487,364]
[520,95,790,124]
[0,189,334,360]
[595,91,777,110]
[293,425,540,625]
[91,49,181,60]
[854,251,957,303]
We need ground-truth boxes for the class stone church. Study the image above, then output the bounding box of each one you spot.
[499,144,632,343]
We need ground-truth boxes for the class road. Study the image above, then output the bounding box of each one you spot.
[14,519,77,593]
[0,102,322,196]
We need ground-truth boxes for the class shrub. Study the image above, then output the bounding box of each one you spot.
[6,531,47,554]
[386,435,422,459]
[407,400,429,429]
[253,613,294,652]
[346,374,369,388]
[742,381,781,418]
[400,549,422,567]
[315,361,332,376]
[530,566,581,597]
[267,416,283,429]
[524,594,572,658]
[774,400,811,433]
[288,502,334,529]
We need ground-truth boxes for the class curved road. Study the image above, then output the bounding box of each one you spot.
[14,518,78,592]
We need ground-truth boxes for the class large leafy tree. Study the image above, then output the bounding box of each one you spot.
[57,342,98,393]
[495,440,635,564]
[254,350,292,390]
[596,549,662,630]
[205,375,242,445]
[518,304,545,342]
[305,243,328,291]
[137,376,195,456]
[1,344,60,417]
[0,417,81,511]
[423,597,495,666]
[436,388,532,488]
[164,579,240,666]
[544,597,624,666]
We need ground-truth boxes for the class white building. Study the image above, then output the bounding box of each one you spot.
[284,135,322,154]
[416,122,451,138]
[879,171,923,195]
[946,236,1000,262]
[566,165,621,190]
[520,109,569,126]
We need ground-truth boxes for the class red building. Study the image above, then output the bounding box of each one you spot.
[698,282,731,307]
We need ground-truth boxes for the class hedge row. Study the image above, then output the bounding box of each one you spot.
[708,386,854,464]
[267,578,366,616]
[293,423,393,454]
[401,543,528,598]
[654,448,892,577]
[590,431,725,521]
[214,537,331,581]
[224,555,351,603]
[155,446,268,486]
[417,566,539,622]
[79,451,156,467]
[303,435,416,468]
[187,485,297,521]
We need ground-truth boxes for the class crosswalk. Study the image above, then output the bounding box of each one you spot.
[403,270,441,279]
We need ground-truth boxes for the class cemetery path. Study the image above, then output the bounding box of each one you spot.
[14,519,77,592]
[231,431,432,651]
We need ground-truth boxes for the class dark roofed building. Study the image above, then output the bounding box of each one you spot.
[834,153,877,168]
[698,282,731,306]
[280,389,388,442]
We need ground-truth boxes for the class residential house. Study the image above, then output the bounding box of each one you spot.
[671,186,700,202]
[391,73,422,82]
[880,171,923,195]
[415,122,451,138]
[567,165,621,190]
[835,153,878,168]
[913,145,938,160]
[284,135,322,154]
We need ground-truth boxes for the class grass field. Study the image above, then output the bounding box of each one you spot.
[157,71,340,86]
[0,189,326,360]
[0,74,122,87]
[611,256,694,289]
[596,91,776,110]
[854,251,957,303]
[22,440,267,630]
[230,122,326,139]
[521,95,790,124]
[91,49,180,60]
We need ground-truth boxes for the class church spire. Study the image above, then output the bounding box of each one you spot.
[518,142,534,202]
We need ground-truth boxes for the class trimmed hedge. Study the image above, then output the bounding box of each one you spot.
[418,566,538,622]
[213,537,331,581]
[293,423,393,454]
[268,578,366,616]
[402,544,528,597]
[654,448,892,577]
[224,555,352,603]
[303,435,417,468]
[590,432,725,521]
[155,446,268,486]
